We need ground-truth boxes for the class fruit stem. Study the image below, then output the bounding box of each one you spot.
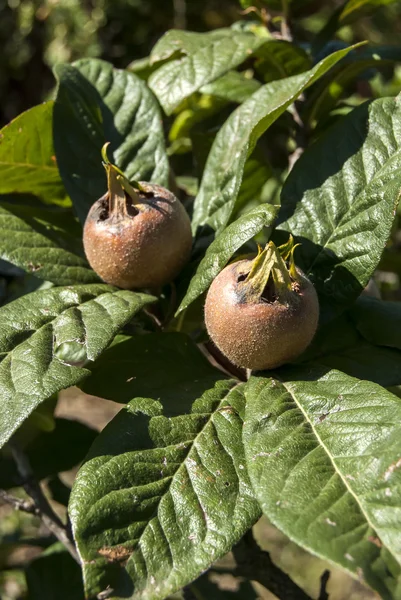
[105,163,129,218]
[101,142,145,217]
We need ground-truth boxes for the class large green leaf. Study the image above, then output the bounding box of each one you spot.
[0,285,154,448]
[148,32,267,115]
[81,332,226,404]
[278,97,401,319]
[192,45,358,234]
[243,369,401,599]
[0,418,97,489]
[0,201,97,285]
[177,204,277,315]
[53,59,169,223]
[70,380,260,600]
[0,102,69,206]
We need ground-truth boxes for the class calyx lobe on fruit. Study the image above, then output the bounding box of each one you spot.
[237,236,301,305]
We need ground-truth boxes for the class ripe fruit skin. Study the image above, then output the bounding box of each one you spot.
[204,259,319,371]
[83,182,192,290]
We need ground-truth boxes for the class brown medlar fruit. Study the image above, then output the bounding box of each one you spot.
[204,238,319,371]
[83,144,192,290]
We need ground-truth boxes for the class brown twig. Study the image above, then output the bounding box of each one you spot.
[232,530,313,600]
[8,443,80,564]
[173,0,187,30]
[0,489,37,515]
[288,97,310,172]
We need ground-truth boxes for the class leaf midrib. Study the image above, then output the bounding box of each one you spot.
[80,381,240,566]
[280,378,387,553]
[0,161,58,172]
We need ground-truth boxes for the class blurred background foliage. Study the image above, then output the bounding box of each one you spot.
[2,0,401,126]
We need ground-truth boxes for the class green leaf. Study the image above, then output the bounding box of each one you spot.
[149,29,233,64]
[70,380,260,600]
[278,97,401,319]
[234,150,273,217]
[254,40,311,83]
[148,32,267,116]
[192,44,359,234]
[0,418,97,489]
[81,332,226,404]
[317,343,401,387]
[0,102,69,207]
[0,201,98,285]
[53,59,169,223]
[200,71,262,104]
[307,46,401,124]
[177,204,277,315]
[243,369,401,599]
[339,0,397,25]
[349,296,401,350]
[25,543,84,600]
[313,0,397,53]
[300,310,401,387]
[0,285,154,448]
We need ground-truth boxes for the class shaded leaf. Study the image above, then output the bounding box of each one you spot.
[339,0,397,26]
[278,97,401,319]
[81,332,226,404]
[149,32,267,115]
[0,418,97,489]
[0,102,69,207]
[308,45,401,124]
[177,204,277,314]
[313,0,397,53]
[0,201,97,285]
[150,29,233,64]
[26,543,84,600]
[201,71,262,104]
[299,310,401,387]
[254,40,311,83]
[70,380,260,600]
[243,369,401,600]
[192,45,358,233]
[0,285,154,448]
[349,296,401,350]
[53,59,169,223]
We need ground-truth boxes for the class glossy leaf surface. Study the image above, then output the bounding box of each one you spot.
[244,369,401,599]
[192,45,357,233]
[0,102,69,206]
[0,202,97,285]
[0,285,154,448]
[54,59,169,223]
[278,97,401,318]
[70,380,260,599]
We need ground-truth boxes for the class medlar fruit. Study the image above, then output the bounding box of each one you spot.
[83,144,192,290]
[204,238,319,371]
